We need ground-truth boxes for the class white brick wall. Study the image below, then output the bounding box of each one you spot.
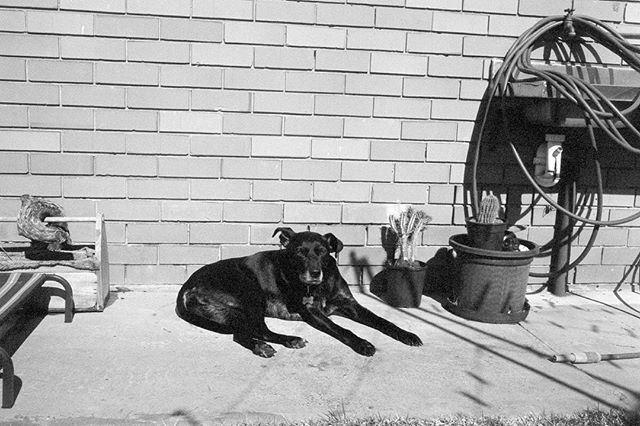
[0,0,637,286]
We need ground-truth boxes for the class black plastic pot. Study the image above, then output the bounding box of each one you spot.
[370,263,427,308]
[444,234,539,324]
[465,219,507,251]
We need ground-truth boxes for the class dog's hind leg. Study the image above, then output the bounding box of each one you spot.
[254,323,307,349]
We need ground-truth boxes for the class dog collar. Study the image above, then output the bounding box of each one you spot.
[302,285,314,306]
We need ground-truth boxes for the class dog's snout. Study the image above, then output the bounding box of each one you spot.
[310,269,322,279]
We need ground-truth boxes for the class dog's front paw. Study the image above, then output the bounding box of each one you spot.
[253,342,277,358]
[353,339,376,357]
[399,331,423,347]
[283,336,307,349]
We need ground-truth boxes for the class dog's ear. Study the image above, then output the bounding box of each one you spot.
[323,233,344,255]
[272,227,296,247]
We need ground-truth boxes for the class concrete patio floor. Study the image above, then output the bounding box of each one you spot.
[0,285,639,425]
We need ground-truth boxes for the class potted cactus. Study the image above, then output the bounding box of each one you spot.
[370,207,432,308]
[465,192,507,251]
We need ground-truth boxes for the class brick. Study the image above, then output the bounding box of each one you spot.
[0,10,25,32]
[341,161,394,182]
[401,121,457,141]
[190,179,251,200]
[284,116,343,137]
[223,202,282,223]
[95,15,158,39]
[463,35,515,57]
[314,182,370,202]
[159,111,222,134]
[221,158,281,179]
[0,175,60,197]
[287,25,346,49]
[344,118,401,139]
[431,99,480,120]
[488,15,540,37]
[574,265,625,284]
[315,50,369,72]
[95,154,157,177]
[158,157,220,178]
[601,247,637,265]
[460,79,488,100]
[27,11,93,35]
[190,223,249,244]
[627,4,640,24]
[161,18,223,42]
[63,131,126,153]
[0,106,28,127]
[256,0,315,24]
[128,41,190,64]
[285,71,344,93]
[220,245,274,259]
[127,87,189,110]
[226,21,285,46]
[315,95,373,117]
[223,113,281,135]
[371,52,428,76]
[193,0,254,20]
[284,203,341,224]
[0,57,25,81]
[192,44,253,67]
[96,62,159,86]
[372,183,427,204]
[161,201,222,222]
[317,4,374,27]
[60,37,125,61]
[311,139,370,160]
[428,184,456,204]
[376,8,432,30]
[96,110,157,132]
[125,265,187,285]
[406,32,463,55]
[31,153,94,175]
[347,28,405,52]
[225,69,285,91]
[127,178,189,199]
[432,11,488,34]
[60,0,125,13]
[255,47,315,70]
[426,142,469,162]
[428,56,484,78]
[370,141,425,162]
[110,245,157,265]
[254,92,313,115]
[64,176,126,198]
[282,160,341,181]
[406,0,461,9]
[126,223,188,244]
[463,0,517,14]
[520,0,623,22]
[62,85,125,108]
[190,135,251,157]
[579,228,628,247]
[345,74,403,96]
[0,152,27,173]
[30,107,93,130]
[342,204,388,224]
[192,90,251,112]
[161,65,222,89]
[252,136,311,158]
[127,133,189,155]
[313,224,366,246]
[127,0,190,17]
[373,98,430,119]
[0,82,58,105]
[96,199,160,221]
[395,163,450,183]
[159,245,218,265]
[253,181,312,201]
[0,34,58,58]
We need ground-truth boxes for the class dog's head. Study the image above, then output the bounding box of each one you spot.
[272,227,343,285]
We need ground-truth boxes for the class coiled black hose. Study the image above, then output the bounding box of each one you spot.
[472,13,640,277]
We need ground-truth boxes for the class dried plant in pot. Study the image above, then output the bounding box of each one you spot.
[370,207,432,308]
[465,193,508,251]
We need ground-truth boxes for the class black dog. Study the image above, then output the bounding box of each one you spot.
[176,227,422,357]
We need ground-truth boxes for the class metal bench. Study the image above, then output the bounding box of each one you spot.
[0,272,74,408]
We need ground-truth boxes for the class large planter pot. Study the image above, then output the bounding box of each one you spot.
[370,263,427,308]
[465,219,508,251]
[444,234,539,324]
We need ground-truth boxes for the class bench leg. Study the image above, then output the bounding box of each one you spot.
[0,347,14,408]
[42,275,75,323]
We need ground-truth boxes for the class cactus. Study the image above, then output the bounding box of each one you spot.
[477,193,501,224]
[387,207,432,268]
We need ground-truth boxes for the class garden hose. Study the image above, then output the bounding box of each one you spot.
[550,351,640,364]
[472,11,640,278]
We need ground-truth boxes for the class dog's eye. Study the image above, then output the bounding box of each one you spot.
[296,247,309,256]
[315,247,327,256]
